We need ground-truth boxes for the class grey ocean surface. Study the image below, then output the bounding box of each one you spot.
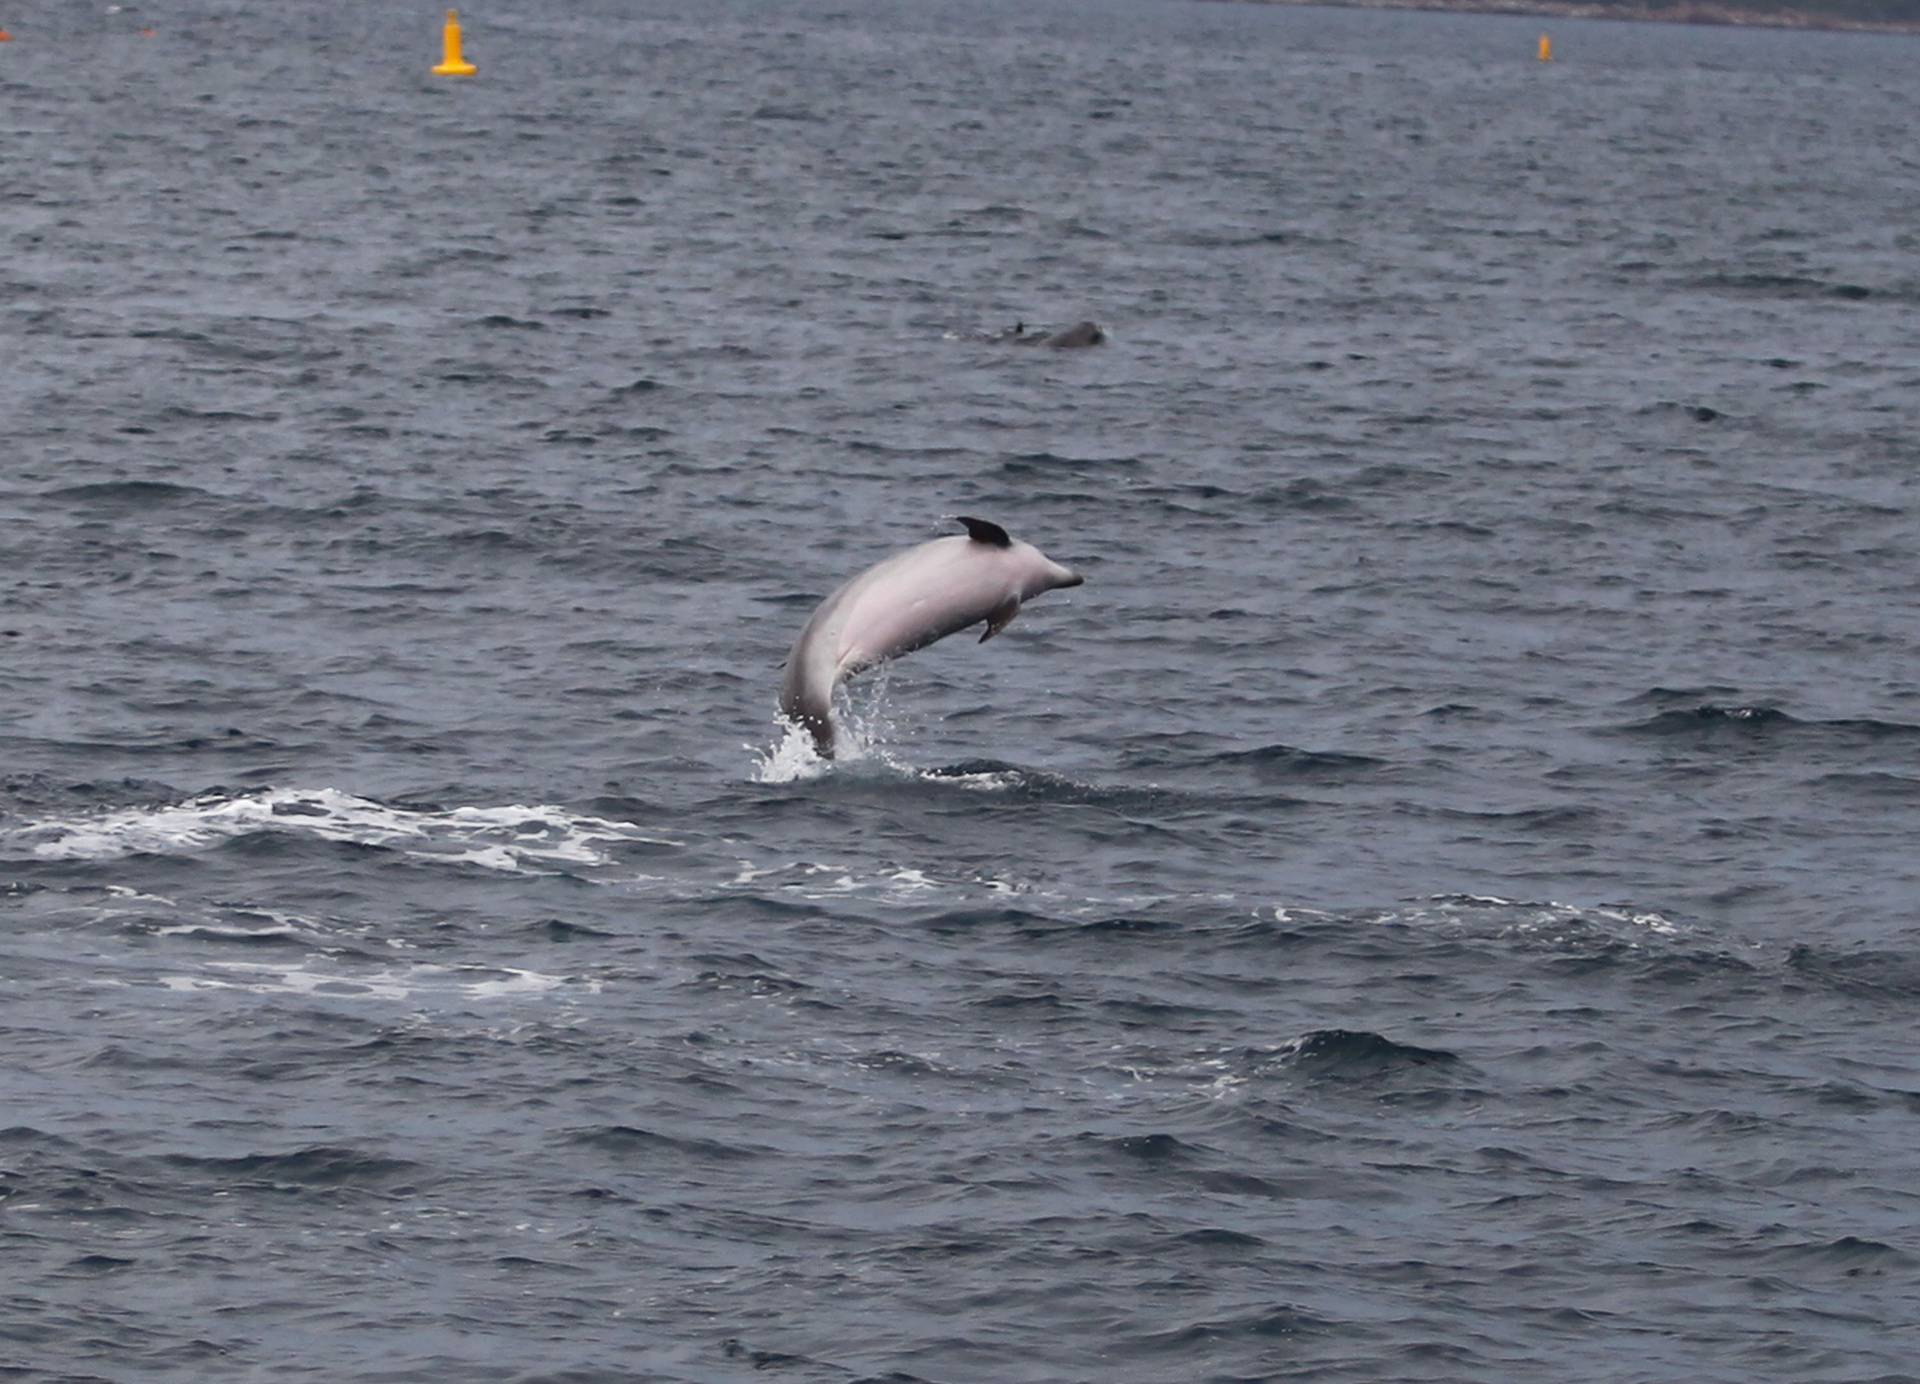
[4,0,1919,1379]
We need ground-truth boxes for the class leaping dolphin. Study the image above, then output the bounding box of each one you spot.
[778,516,1085,757]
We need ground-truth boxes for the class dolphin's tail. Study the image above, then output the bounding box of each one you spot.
[777,680,837,760]
[795,707,835,759]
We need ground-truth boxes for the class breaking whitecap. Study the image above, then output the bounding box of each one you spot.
[7,786,680,874]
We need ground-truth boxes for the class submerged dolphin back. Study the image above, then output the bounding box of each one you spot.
[776,518,1083,757]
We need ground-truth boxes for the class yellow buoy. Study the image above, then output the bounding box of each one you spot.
[432,8,476,77]
[1539,32,1553,62]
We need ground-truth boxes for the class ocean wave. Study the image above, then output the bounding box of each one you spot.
[1274,1028,1461,1078]
[1612,705,1920,740]
[158,1144,420,1189]
[1176,742,1389,782]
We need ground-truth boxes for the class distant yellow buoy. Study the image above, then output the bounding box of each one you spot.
[1539,32,1553,62]
[432,8,476,77]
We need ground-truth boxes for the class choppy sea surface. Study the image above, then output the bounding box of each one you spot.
[5,1,1920,1379]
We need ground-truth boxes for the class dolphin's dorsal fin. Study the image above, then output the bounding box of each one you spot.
[955,516,1011,548]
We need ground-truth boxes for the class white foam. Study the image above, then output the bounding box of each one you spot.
[925,768,1022,792]
[1411,894,1690,942]
[10,787,678,872]
[1266,904,1338,925]
[150,922,304,942]
[464,967,577,998]
[430,845,543,874]
[722,852,1035,905]
[155,964,408,1000]
[730,858,792,885]
[103,885,179,907]
[176,959,588,1002]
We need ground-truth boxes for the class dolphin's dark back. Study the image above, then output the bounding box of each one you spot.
[1042,321,1105,348]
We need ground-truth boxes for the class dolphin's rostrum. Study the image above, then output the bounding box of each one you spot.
[778,517,1085,757]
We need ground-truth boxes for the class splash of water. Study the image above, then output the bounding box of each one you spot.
[749,672,915,782]
[748,717,833,784]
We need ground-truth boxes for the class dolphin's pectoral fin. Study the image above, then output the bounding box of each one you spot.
[979,595,1021,643]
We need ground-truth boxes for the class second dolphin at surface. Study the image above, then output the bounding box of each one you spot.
[995,320,1107,348]
[777,517,1085,758]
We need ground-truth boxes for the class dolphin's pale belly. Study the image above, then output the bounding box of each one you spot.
[834,568,1009,674]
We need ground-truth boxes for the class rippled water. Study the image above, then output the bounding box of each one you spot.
[4,1,1919,1379]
